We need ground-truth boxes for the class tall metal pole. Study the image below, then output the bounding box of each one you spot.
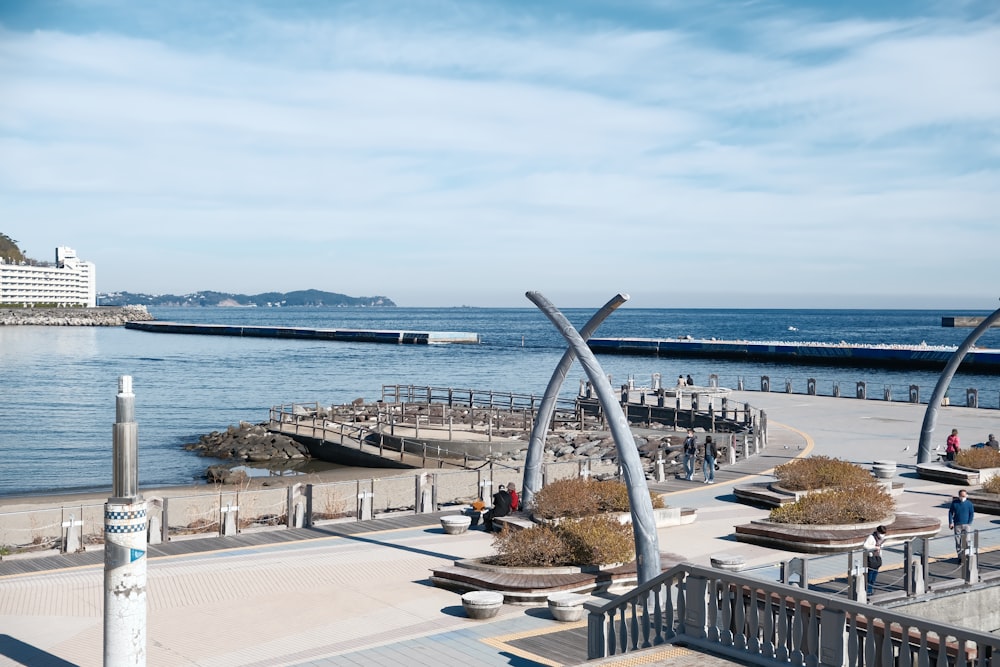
[917,302,1000,464]
[104,375,147,666]
[522,293,628,508]
[526,291,661,585]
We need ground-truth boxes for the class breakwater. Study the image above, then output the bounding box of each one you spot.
[0,305,153,326]
[125,321,480,344]
[587,337,1000,371]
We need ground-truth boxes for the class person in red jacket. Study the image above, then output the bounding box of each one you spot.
[946,429,961,461]
[507,482,519,512]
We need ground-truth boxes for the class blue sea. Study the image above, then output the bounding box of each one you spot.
[2,306,999,498]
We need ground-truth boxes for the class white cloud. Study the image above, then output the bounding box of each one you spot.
[0,2,997,306]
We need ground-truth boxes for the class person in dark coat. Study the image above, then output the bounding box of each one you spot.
[483,485,511,531]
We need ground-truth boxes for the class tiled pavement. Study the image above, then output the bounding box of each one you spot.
[1,391,991,666]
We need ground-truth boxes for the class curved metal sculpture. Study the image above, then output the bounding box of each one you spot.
[521,293,629,508]
[917,302,1000,464]
[526,291,661,585]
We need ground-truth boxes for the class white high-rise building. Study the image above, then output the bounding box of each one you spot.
[0,246,97,307]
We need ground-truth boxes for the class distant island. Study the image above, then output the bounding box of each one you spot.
[98,289,396,308]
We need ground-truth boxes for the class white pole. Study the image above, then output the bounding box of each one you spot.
[104,375,147,666]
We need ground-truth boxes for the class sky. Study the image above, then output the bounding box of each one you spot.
[1,1,998,309]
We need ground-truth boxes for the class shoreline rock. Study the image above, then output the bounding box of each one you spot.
[0,305,154,326]
[184,422,312,481]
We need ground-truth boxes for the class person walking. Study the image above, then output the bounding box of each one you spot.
[862,525,887,596]
[702,435,718,484]
[948,489,975,559]
[682,429,697,481]
[946,429,961,461]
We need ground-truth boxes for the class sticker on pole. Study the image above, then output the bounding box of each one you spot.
[130,548,145,563]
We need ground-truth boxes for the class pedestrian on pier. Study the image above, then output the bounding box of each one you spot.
[863,525,887,596]
[948,489,975,559]
[945,429,960,461]
[682,429,697,481]
[986,434,999,451]
[702,436,717,484]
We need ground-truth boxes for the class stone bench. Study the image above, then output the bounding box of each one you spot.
[493,512,535,532]
[916,462,980,486]
[461,590,504,619]
[547,592,589,622]
[441,515,472,535]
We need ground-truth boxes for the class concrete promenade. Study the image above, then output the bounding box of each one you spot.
[1,391,997,666]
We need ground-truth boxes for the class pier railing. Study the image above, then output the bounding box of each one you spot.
[586,560,1000,665]
[0,457,617,556]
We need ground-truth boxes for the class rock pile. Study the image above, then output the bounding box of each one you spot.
[184,422,310,467]
[0,305,153,326]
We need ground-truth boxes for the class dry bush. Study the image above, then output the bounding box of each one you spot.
[559,516,635,565]
[955,448,1000,470]
[769,485,895,525]
[982,476,1000,495]
[488,524,570,567]
[487,516,634,567]
[774,456,874,491]
[532,478,665,520]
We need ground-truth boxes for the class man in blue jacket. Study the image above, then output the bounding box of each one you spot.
[948,489,975,559]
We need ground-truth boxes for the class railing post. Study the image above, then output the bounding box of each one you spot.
[303,482,312,528]
[818,608,848,667]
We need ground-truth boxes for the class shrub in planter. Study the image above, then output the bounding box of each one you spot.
[955,448,1000,470]
[982,475,1000,495]
[532,477,664,520]
[769,485,894,525]
[488,515,635,567]
[774,456,874,491]
[489,524,570,567]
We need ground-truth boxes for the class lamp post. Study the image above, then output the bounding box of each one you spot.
[104,375,147,666]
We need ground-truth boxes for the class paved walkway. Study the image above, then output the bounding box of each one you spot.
[0,392,993,666]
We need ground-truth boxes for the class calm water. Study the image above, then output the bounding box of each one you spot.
[2,306,999,497]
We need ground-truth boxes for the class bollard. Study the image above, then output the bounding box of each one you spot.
[655,455,665,482]
[221,503,239,536]
[62,513,82,553]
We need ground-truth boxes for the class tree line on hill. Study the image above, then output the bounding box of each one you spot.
[98,289,396,307]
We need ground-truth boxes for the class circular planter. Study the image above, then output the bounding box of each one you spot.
[441,515,472,535]
[462,591,503,619]
[547,592,588,622]
[755,515,894,532]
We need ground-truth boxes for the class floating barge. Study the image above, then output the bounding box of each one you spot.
[587,337,1000,371]
[942,316,1000,328]
[125,321,480,344]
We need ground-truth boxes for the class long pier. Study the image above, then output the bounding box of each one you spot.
[587,337,1000,370]
[124,321,480,344]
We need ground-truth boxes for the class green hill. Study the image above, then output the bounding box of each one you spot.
[0,233,25,263]
[98,290,396,307]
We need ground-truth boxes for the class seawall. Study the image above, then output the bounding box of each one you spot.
[0,305,154,326]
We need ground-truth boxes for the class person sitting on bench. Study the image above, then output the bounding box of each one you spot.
[483,485,511,531]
